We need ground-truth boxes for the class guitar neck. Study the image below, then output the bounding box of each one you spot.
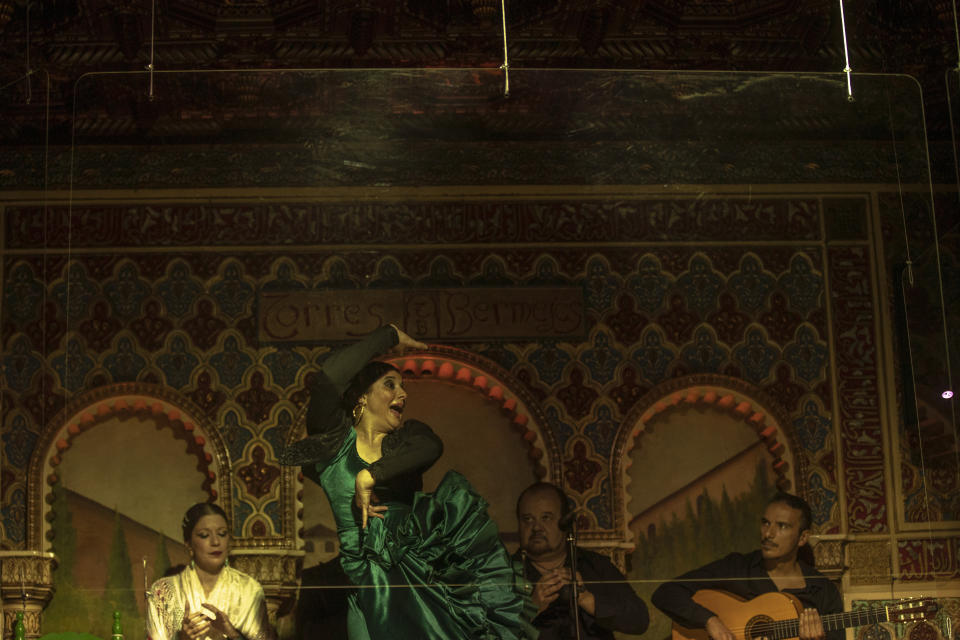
[772,607,889,639]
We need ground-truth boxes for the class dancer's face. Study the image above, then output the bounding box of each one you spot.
[361,371,407,431]
[188,514,230,574]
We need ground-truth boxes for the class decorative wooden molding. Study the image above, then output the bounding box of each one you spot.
[846,540,889,585]
[0,551,57,640]
[228,549,304,620]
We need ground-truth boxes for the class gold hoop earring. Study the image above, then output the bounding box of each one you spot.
[352,402,365,425]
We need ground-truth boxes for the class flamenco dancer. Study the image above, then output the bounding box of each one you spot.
[282,324,522,639]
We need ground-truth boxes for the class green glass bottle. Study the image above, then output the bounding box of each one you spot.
[111,611,123,640]
[13,611,26,640]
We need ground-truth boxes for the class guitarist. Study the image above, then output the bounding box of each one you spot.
[651,492,843,640]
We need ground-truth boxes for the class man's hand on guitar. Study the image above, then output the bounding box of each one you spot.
[704,608,825,640]
[798,609,825,640]
[705,616,737,640]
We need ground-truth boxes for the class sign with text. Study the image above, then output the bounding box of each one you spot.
[258,287,586,343]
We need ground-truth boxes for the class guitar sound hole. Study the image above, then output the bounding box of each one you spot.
[746,615,776,640]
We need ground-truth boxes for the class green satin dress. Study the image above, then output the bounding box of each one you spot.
[318,425,523,639]
[282,326,522,638]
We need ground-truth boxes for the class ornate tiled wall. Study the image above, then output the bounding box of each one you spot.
[1,194,956,580]
[828,245,887,533]
[2,198,844,542]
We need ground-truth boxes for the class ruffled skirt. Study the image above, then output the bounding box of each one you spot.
[340,470,522,640]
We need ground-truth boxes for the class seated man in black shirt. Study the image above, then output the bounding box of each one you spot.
[652,492,843,640]
[515,482,649,640]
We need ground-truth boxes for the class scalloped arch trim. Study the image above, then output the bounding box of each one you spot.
[26,384,231,549]
[47,397,218,490]
[617,377,797,539]
[386,353,550,476]
[632,387,791,475]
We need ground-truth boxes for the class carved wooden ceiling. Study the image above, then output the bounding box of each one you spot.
[0,0,956,147]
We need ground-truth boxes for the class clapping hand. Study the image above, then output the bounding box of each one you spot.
[180,603,211,640]
[202,604,239,640]
[531,568,595,616]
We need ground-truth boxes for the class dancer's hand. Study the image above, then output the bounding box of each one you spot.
[180,603,212,640]
[389,324,428,352]
[355,469,386,528]
[202,604,239,640]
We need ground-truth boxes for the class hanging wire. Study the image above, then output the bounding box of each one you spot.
[42,71,51,446]
[890,101,914,286]
[952,0,960,71]
[944,0,960,519]
[148,0,157,99]
[886,89,946,569]
[25,2,32,104]
[946,68,960,476]
[886,100,919,501]
[499,0,510,97]
[908,62,960,579]
[947,69,960,218]
[64,76,82,391]
[924,174,960,599]
[838,0,854,100]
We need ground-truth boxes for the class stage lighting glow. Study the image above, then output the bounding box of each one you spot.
[943,390,955,399]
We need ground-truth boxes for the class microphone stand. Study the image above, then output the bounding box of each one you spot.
[566,517,582,640]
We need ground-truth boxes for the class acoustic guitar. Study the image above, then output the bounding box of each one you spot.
[672,590,939,640]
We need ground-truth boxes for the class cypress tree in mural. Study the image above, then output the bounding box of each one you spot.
[697,487,721,562]
[681,498,698,565]
[716,486,735,558]
[42,475,94,632]
[630,460,775,640]
[752,459,771,512]
[752,460,773,541]
[153,531,172,580]
[106,509,139,626]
